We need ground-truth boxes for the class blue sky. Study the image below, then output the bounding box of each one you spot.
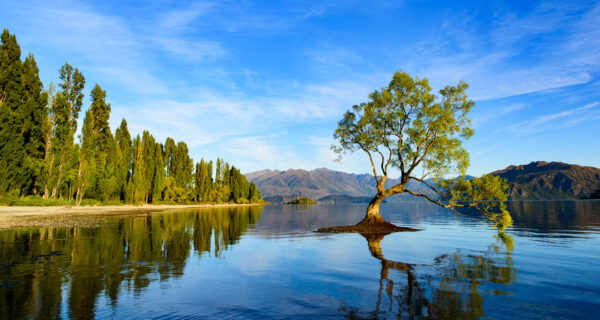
[1,0,599,176]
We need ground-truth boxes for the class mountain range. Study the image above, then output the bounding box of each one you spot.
[490,161,600,200]
[246,161,600,203]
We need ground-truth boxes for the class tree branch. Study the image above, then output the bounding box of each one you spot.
[375,149,386,176]
[404,188,467,216]
[406,132,437,178]
[362,146,381,185]
[409,176,442,196]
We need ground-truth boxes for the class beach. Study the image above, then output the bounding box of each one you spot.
[0,203,263,229]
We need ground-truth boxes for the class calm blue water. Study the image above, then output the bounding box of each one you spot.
[1,201,599,319]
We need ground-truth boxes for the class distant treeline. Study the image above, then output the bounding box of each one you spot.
[0,29,261,205]
[287,198,317,205]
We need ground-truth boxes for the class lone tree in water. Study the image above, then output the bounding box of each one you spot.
[320,71,512,233]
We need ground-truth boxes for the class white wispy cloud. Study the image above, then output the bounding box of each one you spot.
[396,1,600,101]
[224,134,313,172]
[472,104,526,128]
[505,102,600,134]
[3,0,598,174]
[471,146,499,157]
[7,1,169,95]
[152,37,226,62]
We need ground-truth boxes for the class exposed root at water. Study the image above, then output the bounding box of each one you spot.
[316,220,420,234]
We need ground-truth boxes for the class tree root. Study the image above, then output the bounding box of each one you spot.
[316,220,420,234]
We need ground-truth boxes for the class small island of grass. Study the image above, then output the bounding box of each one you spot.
[287,198,317,205]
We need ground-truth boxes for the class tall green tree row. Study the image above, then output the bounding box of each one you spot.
[0,29,261,205]
[0,30,48,195]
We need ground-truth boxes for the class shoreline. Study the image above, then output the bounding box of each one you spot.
[0,203,264,230]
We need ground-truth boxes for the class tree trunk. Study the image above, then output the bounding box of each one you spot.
[359,193,387,225]
[51,185,58,199]
[75,185,83,206]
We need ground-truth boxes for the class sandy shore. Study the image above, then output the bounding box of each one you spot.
[0,203,263,230]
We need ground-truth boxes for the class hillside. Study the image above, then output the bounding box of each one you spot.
[246,168,431,202]
[249,161,600,202]
[490,161,600,200]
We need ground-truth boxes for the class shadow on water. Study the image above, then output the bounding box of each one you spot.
[341,232,516,319]
[0,206,261,319]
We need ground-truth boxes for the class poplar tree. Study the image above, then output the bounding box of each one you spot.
[0,29,263,205]
[89,85,114,200]
[173,141,193,189]
[150,141,165,203]
[0,29,25,194]
[115,119,132,201]
[45,63,85,199]
[194,159,213,202]
[229,166,250,203]
[215,158,222,186]
[249,182,261,203]
[130,134,146,203]
[21,54,49,194]
[75,109,96,205]
[75,84,115,204]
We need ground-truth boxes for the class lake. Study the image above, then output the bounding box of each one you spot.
[1,201,599,319]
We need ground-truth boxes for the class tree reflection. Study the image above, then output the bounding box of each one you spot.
[0,206,261,319]
[342,232,515,319]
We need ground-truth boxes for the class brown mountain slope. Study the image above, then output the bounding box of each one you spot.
[245,168,430,202]
[490,161,600,200]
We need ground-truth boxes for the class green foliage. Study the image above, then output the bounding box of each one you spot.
[44,62,85,200]
[76,108,97,205]
[333,71,473,181]
[0,195,74,206]
[288,198,317,205]
[0,30,49,195]
[0,30,24,194]
[78,199,101,206]
[0,29,263,206]
[21,54,49,194]
[333,71,510,229]
[195,159,213,202]
[115,119,132,201]
[249,182,262,203]
[439,175,513,230]
[100,199,123,206]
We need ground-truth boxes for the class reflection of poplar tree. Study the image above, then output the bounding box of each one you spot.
[0,206,264,319]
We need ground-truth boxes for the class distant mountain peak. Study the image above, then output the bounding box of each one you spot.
[244,167,431,203]
[491,161,600,199]
[248,161,600,202]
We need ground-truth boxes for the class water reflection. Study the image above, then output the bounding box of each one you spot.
[508,201,600,234]
[0,201,597,319]
[342,232,515,319]
[0,206,261,319]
